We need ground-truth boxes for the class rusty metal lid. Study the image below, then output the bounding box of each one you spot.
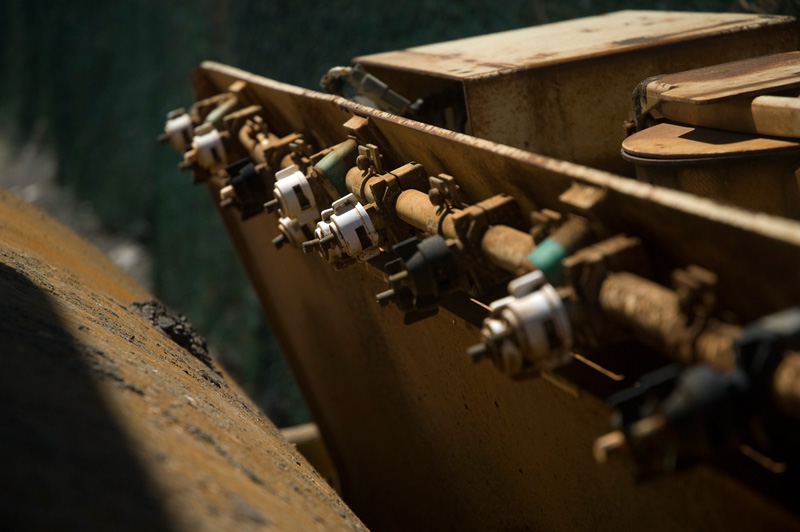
[354,12,795,80]
[621,121,800,163]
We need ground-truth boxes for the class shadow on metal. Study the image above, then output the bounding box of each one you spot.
[0,262,173,532]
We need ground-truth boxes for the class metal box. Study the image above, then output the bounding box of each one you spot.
[356,11,798,174]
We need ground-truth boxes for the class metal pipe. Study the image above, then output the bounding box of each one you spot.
[395,189,456,238]
[396,189,536,274]
[205,96,238,129]
[598,271,738,371]
[345,166,369,200]
[526,216,591,285]
[315,139,358,196]
[596,271,800,421]
[480,225,535,273]
[345,166,384,205]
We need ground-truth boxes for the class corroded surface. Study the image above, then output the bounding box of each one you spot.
[622,121,800,158]
[355,11,795,79]
[0,189,366,531]
[356,11,797,174]
[193,63,800,531]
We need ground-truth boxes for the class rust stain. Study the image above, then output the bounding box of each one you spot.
[0,189,366,531]
[613,18,778,46]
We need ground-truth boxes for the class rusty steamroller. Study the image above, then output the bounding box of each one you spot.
[160,11,800,532]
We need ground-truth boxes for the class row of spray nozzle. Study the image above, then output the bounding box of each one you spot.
[160,83,800,481]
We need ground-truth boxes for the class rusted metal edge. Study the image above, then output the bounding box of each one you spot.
[645,51,800,104]
[353,11,797,82]
[196,60,800,319]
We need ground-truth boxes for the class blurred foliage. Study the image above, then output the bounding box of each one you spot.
[2,0,799,426]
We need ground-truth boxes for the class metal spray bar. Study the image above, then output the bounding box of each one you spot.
[159,63,800,492]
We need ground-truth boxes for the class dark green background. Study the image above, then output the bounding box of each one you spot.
[2,0,797,425]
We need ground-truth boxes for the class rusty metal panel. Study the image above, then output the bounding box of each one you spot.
[355,11,798,174]
[355,12,795,79]
[0,190,367,531]
[189,62,800,531]
[622,52,800,219]
[621,123,800,218]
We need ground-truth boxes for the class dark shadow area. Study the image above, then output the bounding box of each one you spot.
[0,263,173,531]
